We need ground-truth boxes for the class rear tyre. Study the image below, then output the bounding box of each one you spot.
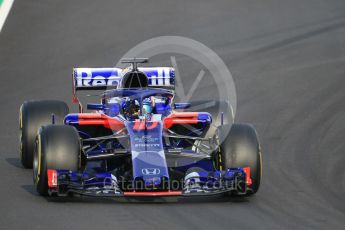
[216,123,262,195]
[19,100,69,168]
[33,125,81,196]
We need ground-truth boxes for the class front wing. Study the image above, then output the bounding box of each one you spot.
[46,167,252,197]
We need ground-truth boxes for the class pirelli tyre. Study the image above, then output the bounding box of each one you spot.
[33,125,81,196]
[215,123,262,195]
[19,100,69,168]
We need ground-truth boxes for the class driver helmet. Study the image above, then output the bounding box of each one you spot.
[142,98,153,115]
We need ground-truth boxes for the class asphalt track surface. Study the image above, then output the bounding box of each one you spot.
[1,0,345,229]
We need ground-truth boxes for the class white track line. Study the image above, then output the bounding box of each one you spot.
[0,0,14,32]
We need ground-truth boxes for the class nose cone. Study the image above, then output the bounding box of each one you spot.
[133,176,168,190]
[144,177,161,187]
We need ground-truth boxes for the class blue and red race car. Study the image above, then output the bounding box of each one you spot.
[19,58,262,198]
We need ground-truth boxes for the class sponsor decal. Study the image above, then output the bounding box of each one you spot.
[74,67,174,87]
[134,143,160,148]
[133,134,161,149]
[141,168,161,176]
[74,68,121,87]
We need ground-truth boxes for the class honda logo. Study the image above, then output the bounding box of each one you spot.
[142,168,160,175]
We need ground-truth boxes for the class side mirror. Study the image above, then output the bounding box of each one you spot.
[87,103,104,110]
[174,103,191,109]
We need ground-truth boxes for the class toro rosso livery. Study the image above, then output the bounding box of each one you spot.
[19,58,262,198]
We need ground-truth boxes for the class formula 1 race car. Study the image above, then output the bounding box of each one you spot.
[19,58,262,198]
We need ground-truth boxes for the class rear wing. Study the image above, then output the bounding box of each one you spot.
[72,67,175,106]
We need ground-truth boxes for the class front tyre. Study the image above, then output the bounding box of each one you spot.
[33,125,81,196]
[216,123,262,195]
